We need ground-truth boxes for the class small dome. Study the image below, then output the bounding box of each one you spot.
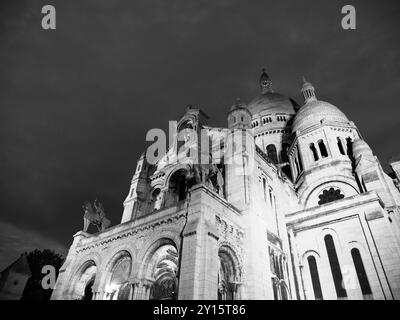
[352,139,373,159]
[247,92,298,115]
[292,100,349,133]
[230,97,248,112]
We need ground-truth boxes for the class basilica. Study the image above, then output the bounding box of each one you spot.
[51,70,400,300]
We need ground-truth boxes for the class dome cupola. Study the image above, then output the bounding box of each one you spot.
[247,69,298,116]
[292,79,349,133]
[301,77,316,103]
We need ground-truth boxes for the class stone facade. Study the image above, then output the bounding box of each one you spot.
[51,71,400,300]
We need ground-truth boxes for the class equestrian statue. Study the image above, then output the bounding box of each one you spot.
[82,199,111,232]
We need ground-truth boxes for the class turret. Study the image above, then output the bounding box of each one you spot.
[301,77,317,103]
[227,98,252,130]
[121,152,149,223]
[225,99,254,210]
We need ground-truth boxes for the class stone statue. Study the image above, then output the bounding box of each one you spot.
[210,164,224,196]
[82,199,111,232]
[216,167,224,197]
[188,161,225,197]
[191,164,207,184]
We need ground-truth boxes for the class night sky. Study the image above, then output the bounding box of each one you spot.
[1,0,400,270]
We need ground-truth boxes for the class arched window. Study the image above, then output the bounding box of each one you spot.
[318,140,328,158]
[281,143,290,163]
[310,143,319,161]
[269,189,274,208]
[351,248,372,296]
[266,144,278,164]
[294,157,300,176]
[151,188,162,211]
[307,256,323,300]
[324,235,347,298]
[297,148,303,171]
[346,137,353,158]
[168,169,188,202]
[337,137,345,155]
[262,178,267,201]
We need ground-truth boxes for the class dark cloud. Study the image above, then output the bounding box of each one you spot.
[0,0,400,266]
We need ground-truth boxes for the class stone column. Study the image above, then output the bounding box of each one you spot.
[178,185,219,300]
[128,281,137,300]
[288,228,305,300]
[230,282,242,300]
[134,280,146,300]
[142,279,155,300]
[93,289,105,300]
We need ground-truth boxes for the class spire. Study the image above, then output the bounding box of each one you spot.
[301,76,317,103]
[260,68,273,94]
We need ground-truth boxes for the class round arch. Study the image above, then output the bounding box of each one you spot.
[103,250,133,300]
[217,244,242,300]
[163,165,192,189]
[138,237,180,300]
[68,260,98,300]
[301,250,324,300]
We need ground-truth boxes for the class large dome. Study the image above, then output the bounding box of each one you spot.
[292,100,349,133]
[247,92,299,115]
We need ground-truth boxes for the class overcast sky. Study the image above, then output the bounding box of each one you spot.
[0,0,399,270]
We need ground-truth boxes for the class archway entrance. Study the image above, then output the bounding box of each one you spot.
[147,244,179,300]
[104,251,132,300]
[71,261,97,300]
[218,246,241,300]
[83,280,94,300]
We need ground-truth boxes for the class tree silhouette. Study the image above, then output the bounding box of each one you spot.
[21,249,64,300]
